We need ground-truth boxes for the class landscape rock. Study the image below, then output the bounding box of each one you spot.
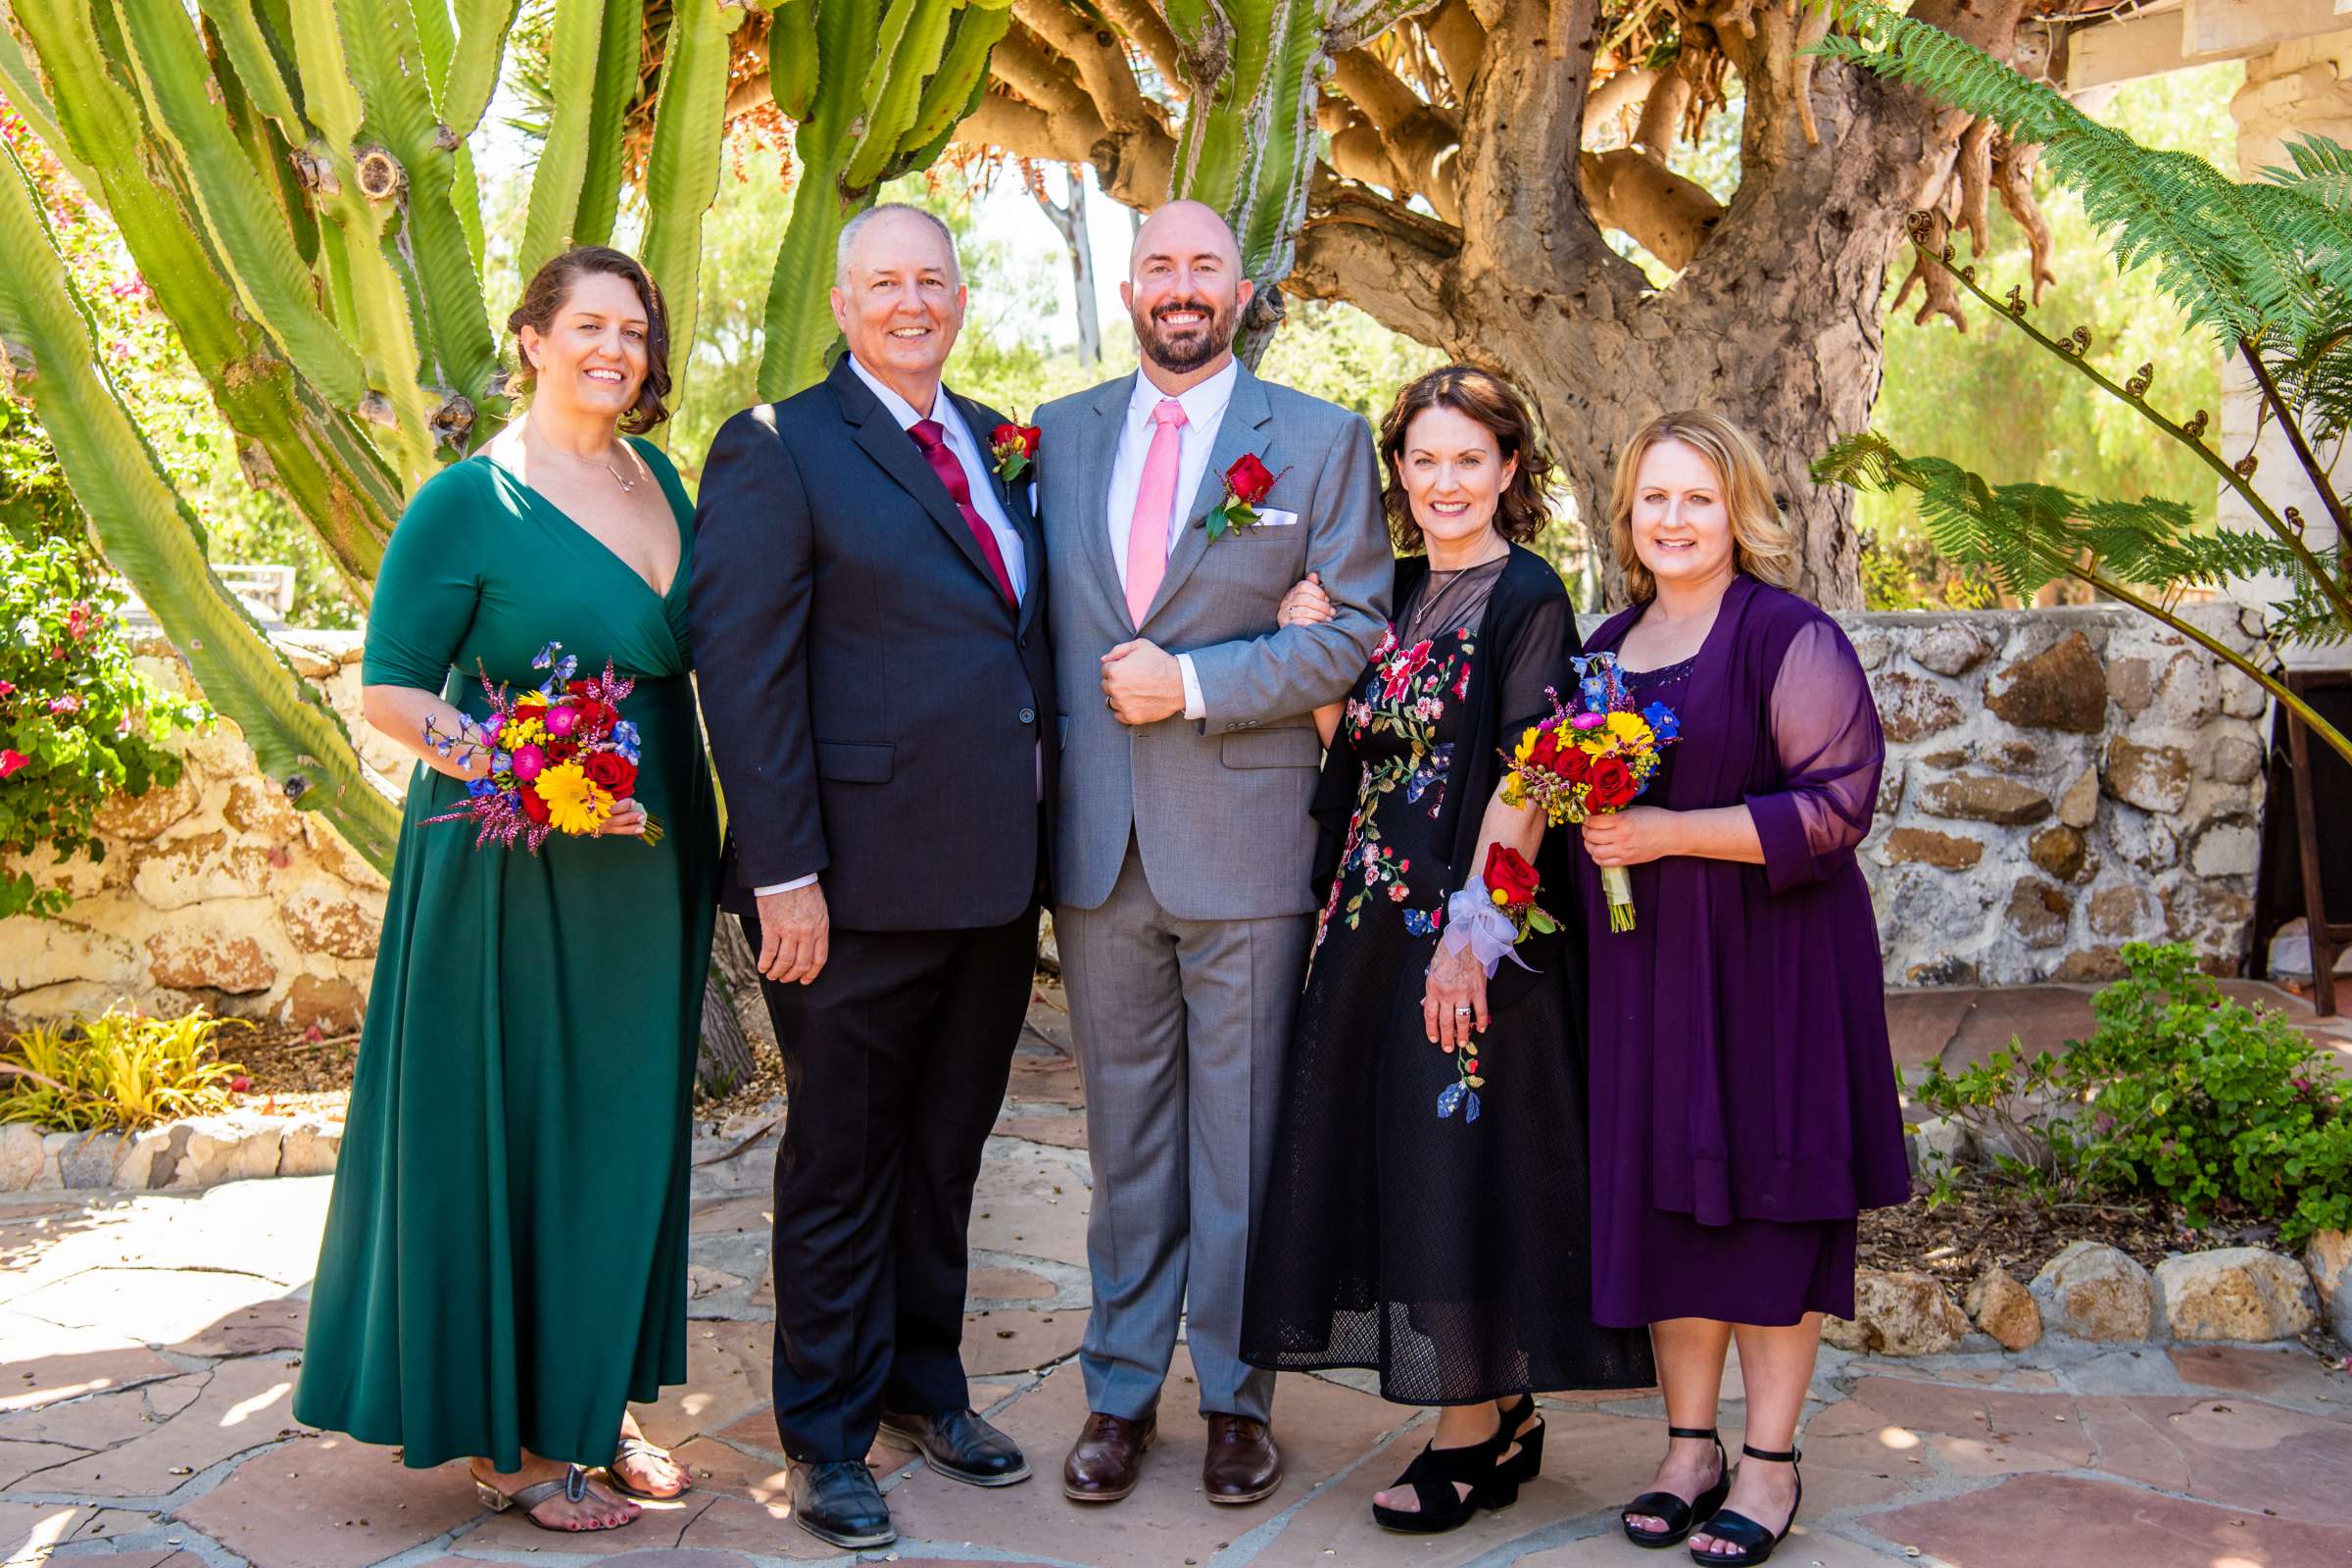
[2208,735,2264,785]
[171,1114,283,1189]
[278,883,381,959]
[2107,655,2155,715]
[2305,1230,2352,1341]
[1823,1269,1970,1355]
[1965,1265,2043,1350]
[2031,1242,2159,1342]
[2053,947,2129,982]
[1985,631,2107,733]
[1913,622,1991,676]
[2086,885,2152,941]
[112,1123,190,1190]
[91,773,202,842]
[1920,774,2052,826]
[2104,737,2191,814]
[0,1121,46,1191]
[1984,738,2041,773]
[1880,827,1984,871]
[2156,1248,2319,1342]
[279,973,365,1035]
[2156,650,2220,726]
[2004,881,2072,948]
[1876,673,1966,743]
[56,1130,123,1189]
[2188,817,2259,879]
[144,924,275,995]
[1909,1115,1974,1177]
[2056,766,2099,829]
[2028,825,2087,882]
[275,1115,342,1177]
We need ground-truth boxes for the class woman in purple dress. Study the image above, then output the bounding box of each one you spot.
[1576,413,1907,1566]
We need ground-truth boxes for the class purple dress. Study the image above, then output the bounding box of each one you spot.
[1578,575,1909,1328]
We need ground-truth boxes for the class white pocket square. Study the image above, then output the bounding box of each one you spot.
[1252,508,1300,528]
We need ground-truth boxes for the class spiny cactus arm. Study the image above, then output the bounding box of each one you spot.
[517,0,609,283]
[13,0,398,592]
[573,0,648,249]
[842,0,955,190]
[330,0,498,411]
[1163,0,1244,206]
[900,0,1009,166]
[0,140,403,869]
[193,0,305,134]
[1816,433,2352,767]
[759,0,883,399]
[444,0,521,136]
[1233,0,1324,286]
[0,20,102,192]
[637,0,736,439]
[766,0,819,119]
[115,0,370,410]
[284,0,438,478]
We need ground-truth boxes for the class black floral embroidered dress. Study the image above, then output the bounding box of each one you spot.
[1243,556,1653,1406]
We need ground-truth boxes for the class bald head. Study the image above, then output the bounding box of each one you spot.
[1123,200,1251,382]
[829,201,965,411]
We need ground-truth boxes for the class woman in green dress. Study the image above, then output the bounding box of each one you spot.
[294,246,718,1534]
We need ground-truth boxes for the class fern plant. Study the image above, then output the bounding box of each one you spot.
[1811,0,2352,764]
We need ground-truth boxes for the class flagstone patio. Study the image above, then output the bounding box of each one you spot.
[5,981,2349,1567]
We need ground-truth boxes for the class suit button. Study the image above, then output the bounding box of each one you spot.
[1019,708,1036,724]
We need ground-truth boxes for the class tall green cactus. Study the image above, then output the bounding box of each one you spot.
[756,0,1010,398]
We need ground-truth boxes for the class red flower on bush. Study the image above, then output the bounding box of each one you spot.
[582,751,636,799]
[1225,452,1276,506]
[0,749,28,780]
[1586,755,1637,809]
[1484,843,1542,907]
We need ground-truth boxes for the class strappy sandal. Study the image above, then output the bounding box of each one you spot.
[605,1434,692,1500]
[1621,1425,1730,1549]
[1369,1425,1520,1535]
[1497,1395,1545,1486]
[1689,1444,1802,1566]
[473,1462,636,1533]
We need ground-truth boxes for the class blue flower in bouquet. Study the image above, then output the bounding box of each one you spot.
[466,777,497,798]
[1642,701,1681,742]
[610,720,641,762]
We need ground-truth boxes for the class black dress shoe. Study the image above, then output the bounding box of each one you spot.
[787,1459,895,1549]
[877,1407,1032,1488]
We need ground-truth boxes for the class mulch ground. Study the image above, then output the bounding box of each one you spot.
[1860,1178,2228,1286]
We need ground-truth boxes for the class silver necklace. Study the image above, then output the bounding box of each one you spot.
[605,458,640,493]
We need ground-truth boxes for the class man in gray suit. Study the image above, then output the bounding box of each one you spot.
[1035,201,1391,1507]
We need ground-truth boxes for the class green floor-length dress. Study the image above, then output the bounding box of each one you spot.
[294,437,718,1471]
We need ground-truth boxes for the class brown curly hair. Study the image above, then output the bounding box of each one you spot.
[1378,365,1555,554]
[507,246,672,434]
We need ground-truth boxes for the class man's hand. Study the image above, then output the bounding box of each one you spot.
[755,881,830,985]
[1101,640,1186,725]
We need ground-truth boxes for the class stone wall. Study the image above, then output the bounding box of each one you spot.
[0,605,2275,1025]
[1846,604,2269,986]
[0,629,410,1032]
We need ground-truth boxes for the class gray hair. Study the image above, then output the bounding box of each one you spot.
[835,203,961,289]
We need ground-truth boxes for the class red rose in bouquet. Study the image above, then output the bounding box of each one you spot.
[1484,843,1542,906]
[1586,755,1637,809]
[1226,453,1276,506]
[583,751,636,799]
[1525,725,1562,771]
[518,785,551,825]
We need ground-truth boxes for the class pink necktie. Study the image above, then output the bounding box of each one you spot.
[1125,398,1188,623]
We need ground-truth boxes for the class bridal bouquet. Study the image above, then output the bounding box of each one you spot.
[1499,652,1679,932]
[420,643,660,852]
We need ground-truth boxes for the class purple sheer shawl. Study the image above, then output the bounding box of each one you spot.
[1584,575,1910,1227]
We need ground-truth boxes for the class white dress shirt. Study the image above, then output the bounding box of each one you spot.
[1105,358,1240,719]
[758,357,1032,898]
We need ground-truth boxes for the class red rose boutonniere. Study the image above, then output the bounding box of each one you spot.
[1202,452,1285,541]
[990,422,1040,482]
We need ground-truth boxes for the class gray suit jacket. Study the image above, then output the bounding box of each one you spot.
[1038,363,1392,921]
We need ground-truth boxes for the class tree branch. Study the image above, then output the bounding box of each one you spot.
[1004,2,1177,208]
[1332,47,1461,220]
[1097,0,1185,90]
[1291,177,1466,350]
[1423,0,1486,101]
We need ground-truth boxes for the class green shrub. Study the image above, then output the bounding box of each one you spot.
[1908,942,2349,1245]
[0,1004,250,1131]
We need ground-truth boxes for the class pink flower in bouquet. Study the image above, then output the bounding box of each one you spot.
[480,712,504,740]
[1571,711,1604,730]
[510,743,547,782]
[544,705,579,738]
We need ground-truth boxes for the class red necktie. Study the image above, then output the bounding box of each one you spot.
[909,419,1016,607]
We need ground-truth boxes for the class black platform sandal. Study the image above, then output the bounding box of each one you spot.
[1369,1425,1520,1535]
[1689,1444,1802,1566]
[1497,1395,1544,1486]
[1620,1426,1730,1549]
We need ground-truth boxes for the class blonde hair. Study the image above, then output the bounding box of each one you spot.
[1604,411,1799,602]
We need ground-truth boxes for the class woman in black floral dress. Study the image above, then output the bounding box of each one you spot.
[1241,368,1653,1534]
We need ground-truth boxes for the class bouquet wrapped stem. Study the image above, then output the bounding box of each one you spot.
[1600,865,1636,933]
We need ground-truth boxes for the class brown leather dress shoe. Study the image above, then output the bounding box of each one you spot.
[1203,1413,1282,1504]
[1062,1411,1156,1502]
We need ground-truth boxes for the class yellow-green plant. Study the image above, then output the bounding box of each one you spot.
[1,1005,251,1131]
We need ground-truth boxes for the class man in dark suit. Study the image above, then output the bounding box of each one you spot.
[689,204,1055,1552]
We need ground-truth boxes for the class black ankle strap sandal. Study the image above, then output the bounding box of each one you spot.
[1370,1426,1522,1536]
[1621,1426,1730,1549]
[1687,1445,1804,1566]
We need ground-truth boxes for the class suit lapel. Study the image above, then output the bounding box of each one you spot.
[835,360,1006,609]
[1142,364,1272,627]
[1084,372,1139,633]
[950,387,1041,632]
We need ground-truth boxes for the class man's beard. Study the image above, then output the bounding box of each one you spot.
[1136,295,1235,374]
